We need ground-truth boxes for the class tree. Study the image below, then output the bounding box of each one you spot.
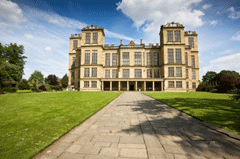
[29,70,44,84]
[217,70,240,82]
[61,74,68,88]
[202,71,217,83]
[216,75,239,93]
[46,74,59,85]
[18,79,30,90]
[0,43,27,81]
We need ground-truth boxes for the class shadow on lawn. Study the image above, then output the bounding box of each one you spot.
[117,98,240,158]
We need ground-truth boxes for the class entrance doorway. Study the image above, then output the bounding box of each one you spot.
[129,81,135,91]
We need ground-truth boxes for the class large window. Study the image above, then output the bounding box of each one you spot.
[192,82,196,88]
[92,33,98,44]
[72,57,76,68]
[147,53,152,66]
[192,70,196,79]
[186,69,188,79]
[175,49,181,63]
[167,31,173,42]
[84,81,89,87]
[92,50,97,64]
[85,50,90,64]
[147,69,152,78]
[105,70,110,78]
[134,52,142,65]
[91,81,97,88]
[72,71,75,79]
[92,68,97,77]
[112,69,117,78]
[191,55,195,68]
[189,38,194,48]
[84,68,89,77]
[85,33,90,44]
[186,82,189,88]
[176,81,182,88]
[168,67,174,77]
[175,30,181,42]
[154,69,160,78]
[105,53,110,66]
[123,69,129,78]
[176,67,182,77]
[168,81,174,88]
[185,52,188,66]
[112,53,117,66]
[154,53,159,66]
[134,69,142,78]
[168,49,174,63]
[122,52,129,65]
[73,40,78,49]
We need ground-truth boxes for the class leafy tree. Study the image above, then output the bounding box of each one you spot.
[29,70,44,84]
[217,70,240,82]
[0,43,27,81]
[202,71,217,83]
[18,79,30,90]
[61,74,68,88]
[46,74,59,85]
[216,75,239,93]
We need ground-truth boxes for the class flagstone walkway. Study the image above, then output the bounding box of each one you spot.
[34,92,240,159]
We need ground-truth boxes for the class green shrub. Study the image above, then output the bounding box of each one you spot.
[207,86,216,92]
[18,79,30,90]
[2,87,17,93]
[38,85,47,91]
[228,88,240,94]
[47,85,62,91]
[16,90,32,93]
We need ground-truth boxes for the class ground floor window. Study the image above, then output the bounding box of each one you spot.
[84,81,89,87]
[176,81,182,88]
[192,82,196,88]
[168,81,174,88]
[91,81,97,88]
[186,82,189,88]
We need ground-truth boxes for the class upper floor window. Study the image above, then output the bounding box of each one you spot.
[188,38,194,48]
[123,69,129,78]
[154,69,160,78]
[186,69,188,79]
[122,52,129,65]
[84,68,89,77]
[92,33,98,44]
[176,81,182,88]
[72,71,75,79]
[176,67,182,77]
[92,68,97,77]
[112,69,117,78]
[71,57,76,68]
[85,50,90,64]
[191,55,195,68]
[105,53,110,66]
[147,53,152,66]
[73,40,78,49]
[147,69,152,78]
[134,69,142,78]
[192,82,196,88]
[105,70,110,78]
[168,67,174,77]
[78,55,81,66]
[192,70,196,79]
[112,53,117,66]
[168,81,174,88]
[91,81,97,88]
[134,52,141,65]
[154,53,159,66]
[185,52,188,66]
[175,49,181,63]
[167,31,173,42]
[168,49,174,63]
[85,33,91,44]
[175,30,181,42]
[92,50,97,64]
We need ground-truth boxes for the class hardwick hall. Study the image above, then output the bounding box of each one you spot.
[68,22,199,92]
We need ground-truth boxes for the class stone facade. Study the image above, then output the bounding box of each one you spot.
[68,22,199,91]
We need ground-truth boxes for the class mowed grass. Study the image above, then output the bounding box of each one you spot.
[144,92,240,135]
[0,91,122,159]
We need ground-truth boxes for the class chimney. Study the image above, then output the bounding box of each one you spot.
[120,39,123,45]
[140,38,142,44]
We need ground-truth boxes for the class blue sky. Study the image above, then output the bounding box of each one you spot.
[0,0,239,80]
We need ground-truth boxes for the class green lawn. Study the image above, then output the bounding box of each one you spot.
[144,92,240,135]
[0,91,122,159]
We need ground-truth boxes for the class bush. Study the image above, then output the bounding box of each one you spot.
[16,90,32,93]
[2,87,17,93]
[38,85,47,91]
[47,85,62,91]
[18,79,30,90]
[228,88,240,94]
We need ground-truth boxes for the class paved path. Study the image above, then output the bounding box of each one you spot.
[35,92,240,159]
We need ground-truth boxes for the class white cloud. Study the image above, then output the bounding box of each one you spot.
[228,7,240,20]
[201,53,240,76]
[209,20,218,26]
[202,4,212,10]
[231,31,240,41]
[105,29,136,41]
[0,0,25,27]
[24,34,34,39]
[45,47,52,52]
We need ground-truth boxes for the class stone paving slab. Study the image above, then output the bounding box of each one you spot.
[34,92,240,159]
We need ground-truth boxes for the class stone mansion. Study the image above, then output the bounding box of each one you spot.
[68,22,199,91]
